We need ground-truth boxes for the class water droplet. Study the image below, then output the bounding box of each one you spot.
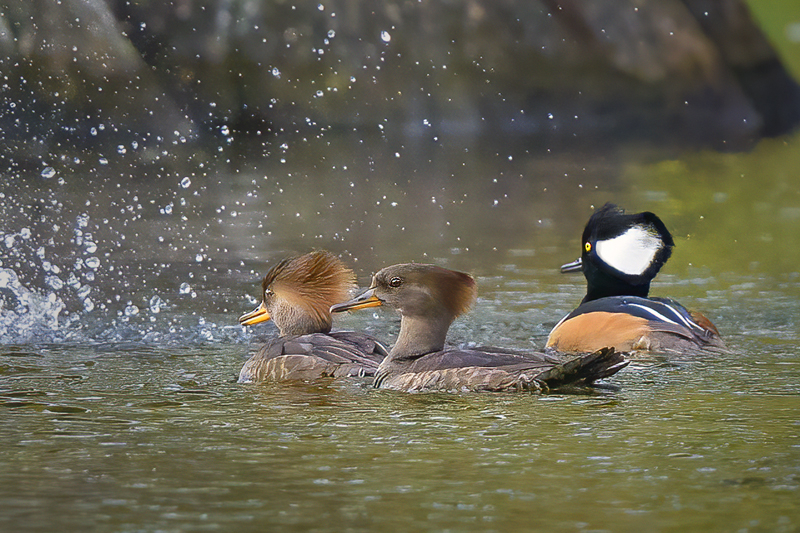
[327,29,336,38]
[67,273,81,289]
[124,304,140,316]
[117,145,126,154]
[98,157,108,165]
[381,31,391,43]
[149,295,165,313]
[0,269,17,288]
[180,177,192,188]
[220,125,230,136]
[41,167,56,179]
[179,282,192,294]
[85,257,101,269]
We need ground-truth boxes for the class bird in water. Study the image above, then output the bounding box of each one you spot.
[238,251,387,382]
[331,263,628,393]
[547,203,725,354]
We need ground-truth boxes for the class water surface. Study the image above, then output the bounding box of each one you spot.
[2,131,800,531]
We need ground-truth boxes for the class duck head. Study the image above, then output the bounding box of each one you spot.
[239,250,356,336]
[562,203,674,302]
[331,263,477,358]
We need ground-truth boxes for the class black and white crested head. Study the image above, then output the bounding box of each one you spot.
[578,204,674,301]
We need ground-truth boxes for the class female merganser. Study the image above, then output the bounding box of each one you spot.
[331,263,627,392]
[238,251,387,382]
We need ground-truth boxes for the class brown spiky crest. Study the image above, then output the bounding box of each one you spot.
[263,251,356,323]
[425,265,477,317]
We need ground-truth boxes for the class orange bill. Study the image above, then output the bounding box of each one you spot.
[330,288,383,313]
[239,302,271,326]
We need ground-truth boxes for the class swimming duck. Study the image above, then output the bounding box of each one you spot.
[331,263,628,392]
[546,203,725,354]
[238,251,387,382]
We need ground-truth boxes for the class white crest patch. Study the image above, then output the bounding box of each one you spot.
[595,225,662,276]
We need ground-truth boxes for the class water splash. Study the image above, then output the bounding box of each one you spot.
[0,268,66,343]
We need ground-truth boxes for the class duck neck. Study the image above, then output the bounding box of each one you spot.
[386,313,454,362]
[273,301,332,336]
[583,261,653,303]
[584,277,650,303]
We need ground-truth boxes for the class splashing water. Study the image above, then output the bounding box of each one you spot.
[0,268,66,343]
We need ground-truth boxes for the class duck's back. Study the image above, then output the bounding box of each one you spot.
[238,332,388,383]
[374,347,627,392]
[547,296,725,354]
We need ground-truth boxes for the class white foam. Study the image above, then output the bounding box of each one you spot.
[595,225,661,276]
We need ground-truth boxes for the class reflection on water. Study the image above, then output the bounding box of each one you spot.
[1,130,800,531]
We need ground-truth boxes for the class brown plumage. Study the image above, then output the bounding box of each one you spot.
[238,331,388,382]
[331,263,627,393]
[238,251,387,383]
[546,312,652,353]
[241,250,357,335]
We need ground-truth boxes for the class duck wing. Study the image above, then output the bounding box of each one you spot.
[374,347,627,392]
[550,296,724,352]
[238,332,386,382]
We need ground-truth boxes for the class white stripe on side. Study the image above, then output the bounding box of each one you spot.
[628,301,702,330]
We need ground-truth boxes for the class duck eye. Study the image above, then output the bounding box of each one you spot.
[389,276,402,288]
[584,242,592,253]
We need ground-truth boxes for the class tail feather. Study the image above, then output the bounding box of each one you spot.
[537,347,628,388]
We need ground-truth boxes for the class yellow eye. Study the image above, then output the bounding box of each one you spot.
[584,242,592,253]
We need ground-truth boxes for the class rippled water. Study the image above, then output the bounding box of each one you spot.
[2,131,800,531]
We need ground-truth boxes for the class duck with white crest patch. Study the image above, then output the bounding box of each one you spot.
[547,203,726,355]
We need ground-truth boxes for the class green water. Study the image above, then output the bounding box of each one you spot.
[1,340,798,532]
[2,124,800,531]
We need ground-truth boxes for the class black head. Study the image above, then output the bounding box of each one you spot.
[565,204,674,302]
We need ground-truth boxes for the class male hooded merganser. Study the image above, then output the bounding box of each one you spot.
[546,204,725,354]
[238,251,387,382]
[331,263,628,392]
